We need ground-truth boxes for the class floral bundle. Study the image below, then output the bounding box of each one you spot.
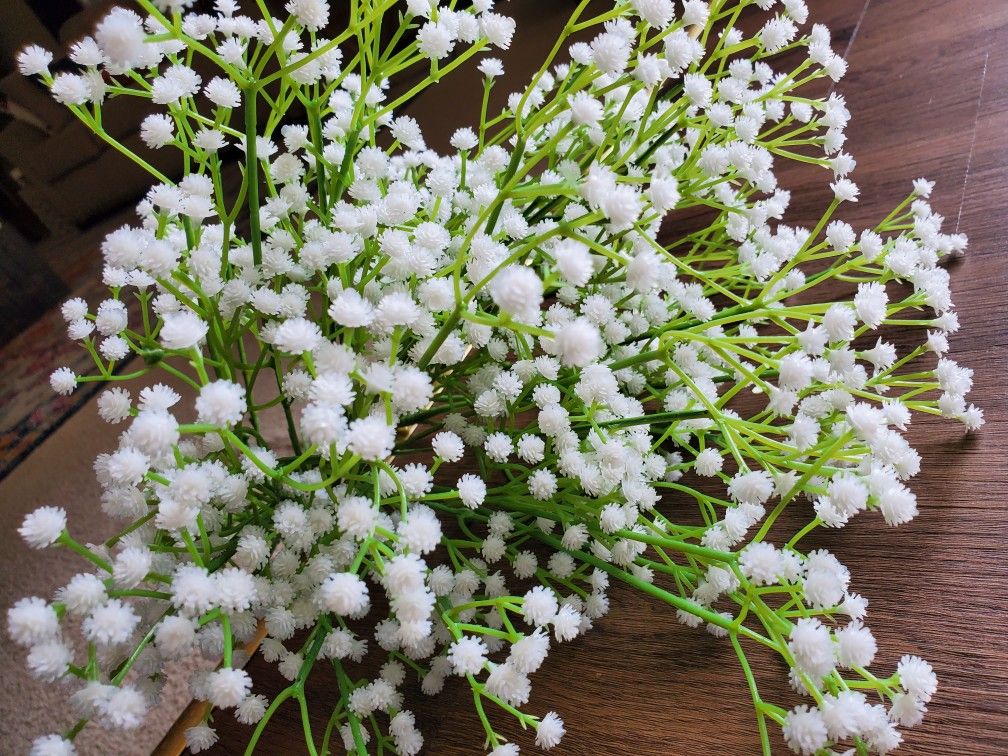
[10,0,982,754]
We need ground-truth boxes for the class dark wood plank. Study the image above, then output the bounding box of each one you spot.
[209,1,1008,753]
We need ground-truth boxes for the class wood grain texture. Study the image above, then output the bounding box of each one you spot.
[207,1,1008,753]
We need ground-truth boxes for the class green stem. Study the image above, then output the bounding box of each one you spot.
[243,90,262,267]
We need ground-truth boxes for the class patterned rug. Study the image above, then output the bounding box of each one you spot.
[0,263,133,479]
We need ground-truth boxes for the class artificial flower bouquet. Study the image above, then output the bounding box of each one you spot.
[10,0,981,754]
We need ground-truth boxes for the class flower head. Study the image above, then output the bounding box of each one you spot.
[18,507,66,549]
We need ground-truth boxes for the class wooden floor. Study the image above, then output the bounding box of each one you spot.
[205,1,1008,753]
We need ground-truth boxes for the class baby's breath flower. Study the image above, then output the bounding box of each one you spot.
[9,2,980,753]
[17,45,52,76]
[18,507,66,549]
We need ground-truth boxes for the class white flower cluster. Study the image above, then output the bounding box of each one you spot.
[13,0,980,754]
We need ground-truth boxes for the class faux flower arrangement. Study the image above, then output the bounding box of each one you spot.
[10,0,982,754]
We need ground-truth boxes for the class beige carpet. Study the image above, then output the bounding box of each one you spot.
[0,372,203,755]
[0,361,296,755]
